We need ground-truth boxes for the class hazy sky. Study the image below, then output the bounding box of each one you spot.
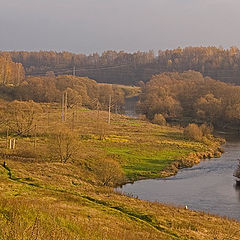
[0,0,239,54]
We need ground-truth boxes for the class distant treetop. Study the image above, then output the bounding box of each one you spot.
[2,46,240,85]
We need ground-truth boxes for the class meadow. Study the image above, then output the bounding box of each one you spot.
[0,103,237,240]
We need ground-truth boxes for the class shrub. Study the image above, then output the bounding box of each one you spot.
[152,114,166,126]
[184,123,203,141]
[94,158,124,186]
[200,123,213,136]
[138,114,147,121]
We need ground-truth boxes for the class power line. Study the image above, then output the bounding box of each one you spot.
[25,64,130,76]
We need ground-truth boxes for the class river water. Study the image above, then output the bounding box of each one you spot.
[124,96,138,118]
[117,134,240,221]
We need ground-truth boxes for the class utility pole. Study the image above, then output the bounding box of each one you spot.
[64,92,68,122]
[62,92,65,122]
[47,110,50,127]
[73,66,76,76]
[34,124,37,149]
[97,101,100,120]
[108,95,111,124]
[72,111,75,130]
[3,65,7,85]
[17,64,20,85]
[1,65,4,84]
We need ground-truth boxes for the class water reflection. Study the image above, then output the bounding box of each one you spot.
[118,136,240,220]
[234,182,240,202]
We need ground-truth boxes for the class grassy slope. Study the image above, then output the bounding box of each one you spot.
[0,106,238,240]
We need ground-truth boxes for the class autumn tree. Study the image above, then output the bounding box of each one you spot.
[0,56,25,85]
[194,93,222,124]
[65,88,82,108]
[1,100,42,136]
[7,46,240,85]
[138,70,240,128]
[152,113,166,126]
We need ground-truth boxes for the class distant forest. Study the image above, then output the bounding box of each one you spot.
[2,48,240,128]
[2,46,240,85]
[0,57,129,112]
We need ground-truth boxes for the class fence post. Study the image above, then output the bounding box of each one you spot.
[9,139,12,149]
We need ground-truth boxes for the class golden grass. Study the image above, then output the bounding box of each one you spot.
[0,104,236,240]
[0,159,240,240]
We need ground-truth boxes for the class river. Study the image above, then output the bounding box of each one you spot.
[117,134,240,221]
[124,96,138,118]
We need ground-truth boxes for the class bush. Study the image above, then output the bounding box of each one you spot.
[138,114,147,121]
[94,158,124,186]
[200,123,213,136]
[152,114,166,126]
[184,123,203,141]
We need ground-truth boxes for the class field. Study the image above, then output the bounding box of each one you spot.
[0,104,237,240]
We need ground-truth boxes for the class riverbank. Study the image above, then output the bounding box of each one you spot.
[119,138,240,222]
[158,137,224,179]
[115,124,224,183]
[1,142,240,240]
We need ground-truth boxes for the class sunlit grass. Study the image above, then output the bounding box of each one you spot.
[0,104,232,240]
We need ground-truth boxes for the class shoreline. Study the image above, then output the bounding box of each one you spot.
[115,136,240,224]
[118,136,225,186]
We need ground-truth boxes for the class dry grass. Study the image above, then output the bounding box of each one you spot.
[0,104,236,240]
[0,159,240,240]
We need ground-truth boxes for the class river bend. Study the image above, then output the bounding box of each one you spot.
[118,135,240,220]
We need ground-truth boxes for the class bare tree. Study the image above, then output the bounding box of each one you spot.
[49,128,79,163]
[2,100,42,136]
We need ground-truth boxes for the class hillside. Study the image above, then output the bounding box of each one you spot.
[0,102,238,240]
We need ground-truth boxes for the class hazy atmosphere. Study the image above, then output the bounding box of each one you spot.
[1,0,239,53]
[2,0,240,239]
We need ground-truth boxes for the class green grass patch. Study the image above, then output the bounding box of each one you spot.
[106,146,192,180]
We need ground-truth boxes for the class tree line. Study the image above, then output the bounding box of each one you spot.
[0,74,125,112]
[137,71,240,128]
[3,46,240,85]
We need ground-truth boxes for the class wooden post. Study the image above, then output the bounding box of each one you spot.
[6,129,8,149]
[12,139,16,150]
[9,139,12,149]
